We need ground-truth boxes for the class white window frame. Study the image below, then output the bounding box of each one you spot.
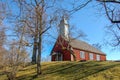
[96,54,100,61]
[80,51,85,59]
[89,53,93,60]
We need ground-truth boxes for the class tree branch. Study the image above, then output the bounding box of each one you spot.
[103,2,120,23]
[116,24,120,30]
[69,0,92,15]
[97,0,120,4]
[111,28,120,46]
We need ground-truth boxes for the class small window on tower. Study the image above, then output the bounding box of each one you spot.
[80,51,85,59]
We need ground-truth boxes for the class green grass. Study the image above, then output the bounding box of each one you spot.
[0,61,120,80]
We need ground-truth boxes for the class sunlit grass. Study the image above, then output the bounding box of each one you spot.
[0,61,120,80]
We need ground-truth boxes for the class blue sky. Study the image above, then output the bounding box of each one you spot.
[42,1,120,60]
[2,0,119,60]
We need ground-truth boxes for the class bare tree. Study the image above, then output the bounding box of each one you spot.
[0,1,6,24]
[3,25,30,80]
[0,26,29,80]
[12,0,59,75]
[0,24,7,69]
[3,43,29,80]
[0,46,7,69]
[97,0,120,48]
[0,27,6,46]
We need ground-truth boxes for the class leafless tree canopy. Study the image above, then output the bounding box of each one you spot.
[97,0,120,48]
[0,28,6,46]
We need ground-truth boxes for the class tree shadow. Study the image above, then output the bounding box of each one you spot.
[17,61,67,80]
[77,63,120,80]
[16,61,120,80]
[17,72,37,80]
[43,61,120,80]
[43,61,92,75]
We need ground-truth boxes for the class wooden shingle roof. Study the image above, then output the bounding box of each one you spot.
[50,36,106,55]
[70,39,106,55]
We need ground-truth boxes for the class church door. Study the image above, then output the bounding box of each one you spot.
[56,52,63,61]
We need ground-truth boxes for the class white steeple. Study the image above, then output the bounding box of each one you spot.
[59,17,69,40]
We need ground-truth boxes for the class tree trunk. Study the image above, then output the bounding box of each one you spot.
[37,34,42,75]
[69,50,76,61]
[37,11,42,75]
[64,47,76,61]
[32,17,39,64]
[32,37,37,64]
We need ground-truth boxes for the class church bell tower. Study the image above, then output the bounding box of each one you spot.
[59,17,69,40]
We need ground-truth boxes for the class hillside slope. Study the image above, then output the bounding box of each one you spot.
[0,61,120,80]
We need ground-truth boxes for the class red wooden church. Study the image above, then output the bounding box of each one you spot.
[50,18,106,61]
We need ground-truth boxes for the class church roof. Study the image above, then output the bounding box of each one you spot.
[50,36,106,55]
[70,39,106,55]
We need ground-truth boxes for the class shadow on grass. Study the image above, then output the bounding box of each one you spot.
[43,61,92,75]
[0,72,4,76]
[16,61,120,80]
[17,72,37,80]
[17,62,64,80]
[77,63,120,80]
[43,61,120,80]
[17,61,90,80]
[19,66,36,72]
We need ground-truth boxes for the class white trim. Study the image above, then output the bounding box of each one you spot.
[52,52,57,55]
[71,54,74,61]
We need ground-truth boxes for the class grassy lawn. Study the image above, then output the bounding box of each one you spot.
[0,61,120,80]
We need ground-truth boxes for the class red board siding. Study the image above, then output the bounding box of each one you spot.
[72,48,106,61]
[73,49,80,61]
[51,51,71,61]
[100,55,106,61]
[85,52,89,60]
[93,54,96,61]
[52,48,106,61]
[63,50,71,61]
